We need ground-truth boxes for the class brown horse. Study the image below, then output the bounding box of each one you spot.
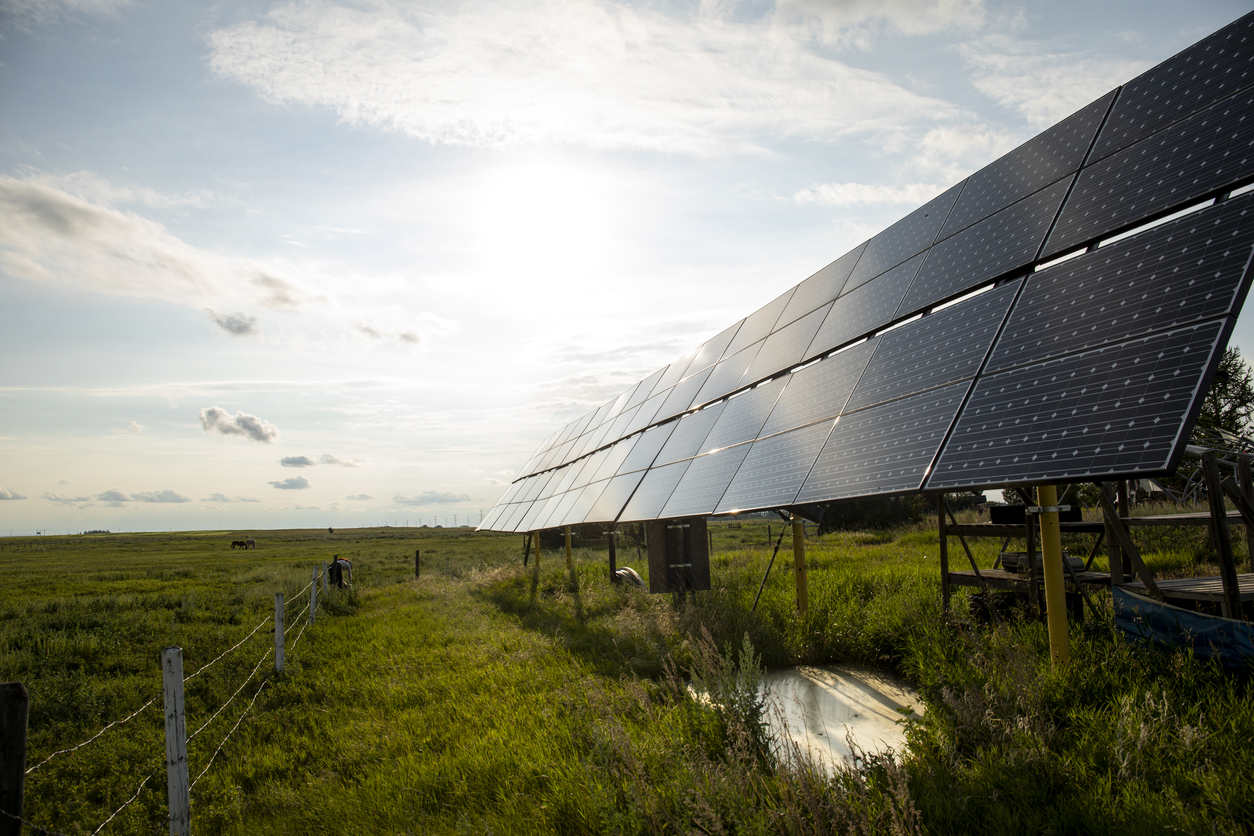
[231,540,247,549]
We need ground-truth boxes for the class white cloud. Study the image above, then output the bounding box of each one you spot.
[1,0,131,27]
[270,476,311,490]
[773,0,985,47]
[795,181,948,207]
[394,491,471,506]
[133,490,191,503]
[319,453,362,467]
[346,493,372,500]
[22,170,214,209]
[0,486,27,500]
[206,309,259,336]
[200,406,280,443]
[959,34,1147,128]
[208,0,963,155]
[128,421,146,434]
[203,493,261,503]
[281,455,316,467]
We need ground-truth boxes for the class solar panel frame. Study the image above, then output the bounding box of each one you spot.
[617,460,692,522]
[844,183,963,292]
[687,320,746,376]
[775,242,867,329]
[723,288,796,357]
[559,478,611,527]
[660,442,754,519]
[741,303,831,387]
[692,342,762,406]
[807,254,922,357]
[653,366,715,425]
[586,471,647,523]
[699,375,789,455]
[617,421,679,475]
[653,403,727,467]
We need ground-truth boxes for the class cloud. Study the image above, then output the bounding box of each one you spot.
[281,455,317,468]
[794,182,948,207]
[206,309,259,336]
[346,493,372,500]
[96,489,131,506]
[199,406,280,443]
[21,169,213,209]
[128,421,146,434]
[393,491,471,506]
[203,493,261,503]
[773,0,984,47]
[319,453,361,467]
[208,0,963,155]
[0,486,27,500]
[356,323,421,345]
[133,490,191,503]
[269,476,311,490]
[42,492,93,506]
[57,478,73,485]
[2,0,132,28]
[959,34,1146,128]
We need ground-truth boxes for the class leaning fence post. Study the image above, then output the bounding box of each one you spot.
[0,683,29,836]
[309,566,317,626]
[161,648,190,836]
[274,594,285,674]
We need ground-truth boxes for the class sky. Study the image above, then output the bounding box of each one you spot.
[1,0,1252,535]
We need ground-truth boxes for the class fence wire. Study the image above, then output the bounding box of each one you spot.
[187,645,272,743]
[190,680,269,790]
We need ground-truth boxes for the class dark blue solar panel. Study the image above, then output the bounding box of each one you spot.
[724,288,796,356]
[586,471,646,523]
[700,376,788,454]
[900,178,1071,314]
[1045,89,1254,258]
[844,184,963,292]
[742,303,831,386]
[940,91,1116,239]
[844,280,1021,412]
[693,343,761,406]
[992,191,1254,372]
[759,339,878,437]
[618,461,692,522]
[809,253,921,356]
[617,422,678,474]
[661,443,753,518]
[1091,12,1254,161]
[654,403,727,466]
[795,382,971,503]
[927,319,1227,489]
[776,243,866,328]
[714,421,834,514]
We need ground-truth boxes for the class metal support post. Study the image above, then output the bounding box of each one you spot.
[1037,486,1070,666]
[161,648,190,836]
[938,495,950,611]
[274,594,284,674]
[792,513,808,617]
[0,683,28,836]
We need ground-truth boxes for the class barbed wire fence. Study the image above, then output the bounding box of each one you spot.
[0,567,335,836]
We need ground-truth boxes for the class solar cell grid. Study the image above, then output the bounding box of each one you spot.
[655,348,698,392]
[776,242,866,328]
[572,446,612,489]
[661,443,753,518]
[1091,12,1254,161]
[927,319,1227,488]
[742,303,831,386]
[653,366,714,425]
[531,491,568,532]
[939,91,1116,239]
[600,382,641,428]
[714,420,835,514]
[624,366,669,413]
[617,422,679,474]
[724,288,796,356]
[624,391,668,437]
[844,183,962,292]
[586,471,647,523]
[1045,89,1254,258]
[844,279,1021,413]
[759,339,878,438]
[808,254,921,357]
[654,403,727,466]
[618,461,692,522]
[992,191,1254,372]
[687,320,745,375]
[560,479,610,527]
[900,177,1072,315]
[699,376,788,455]
[592,434,642,482]
[518,472,549,503]
[499,502,530,532]
[541,488,584,531]
[604,404,643,449]
[795,381,972,503]
[693,343,762,406]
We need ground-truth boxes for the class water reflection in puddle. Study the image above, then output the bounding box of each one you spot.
[761,665,923,775]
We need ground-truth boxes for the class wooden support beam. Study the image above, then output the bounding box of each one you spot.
[1097,489,1162,599]
[1101,483,1125,584]
[1202,452,1243,619]
[1239,457,1254,570]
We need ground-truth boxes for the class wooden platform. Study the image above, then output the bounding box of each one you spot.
[948,568,1110,591]
[1123,574,1254,602]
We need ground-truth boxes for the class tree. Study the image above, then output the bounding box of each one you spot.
[1196,346,1254,438]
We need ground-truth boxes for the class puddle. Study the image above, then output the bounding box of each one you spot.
[761,665,923,774]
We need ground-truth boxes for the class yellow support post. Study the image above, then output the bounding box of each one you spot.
[564,526,573,571]
[1037,485,1070,666]
[791,514,808,617]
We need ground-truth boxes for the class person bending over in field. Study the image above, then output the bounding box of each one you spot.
[328,556,353,589]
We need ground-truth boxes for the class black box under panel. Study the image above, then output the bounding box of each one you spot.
[646,517,711,594]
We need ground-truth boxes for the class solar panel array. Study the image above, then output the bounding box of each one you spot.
[480,12,1254,533]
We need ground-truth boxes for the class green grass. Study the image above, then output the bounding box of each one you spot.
[4,520,1254,834]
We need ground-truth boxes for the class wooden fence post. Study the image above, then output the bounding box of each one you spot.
[161,648,190,836]
[415,550,421,579]
[309,566,317,626]
[274,594,285,674]
[0,683,28,836]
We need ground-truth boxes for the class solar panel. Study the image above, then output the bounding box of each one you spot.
[572,446,613,489]
[1090,12,1254,162]
[479,503,508,531]
[591,434,642,482]
[603,404,642,449]
[776,242,867,329]
[699,376,789,454]
[758,339,878,438]
[660,443,754,518]
[559,479,610,527]
[844,183,962,292]
[654,348,699,392]
[652,366,714,426]
[714,421,834,514]
[653,403,727,466]
[807,253,922,358]
[926,319,1227,489]
[531,491,570,532]
[618,461,692,522]
[991,192,1254,373]
[900,178,1071,315]
[795,381,972,503]
[939,91,1116,239]
[516,495,556,533]
[586,471,646,523]
[723,288,796,356]
[623,366,670,414]
[499,501,530,532]
[741,303,831,386]
[687,320,745,377]
[693,343,762,406]
[624,391,669,437]
[540,487,584,530]
[843,279,1021,412]
[1044,89,1254,258]
[617,421,678,475]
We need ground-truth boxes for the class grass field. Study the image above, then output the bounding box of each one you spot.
[3,515,1254,834]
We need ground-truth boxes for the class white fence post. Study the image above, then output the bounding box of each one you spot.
[161,648,190,836]
[309,566,317,626]
[274,594,284,674]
